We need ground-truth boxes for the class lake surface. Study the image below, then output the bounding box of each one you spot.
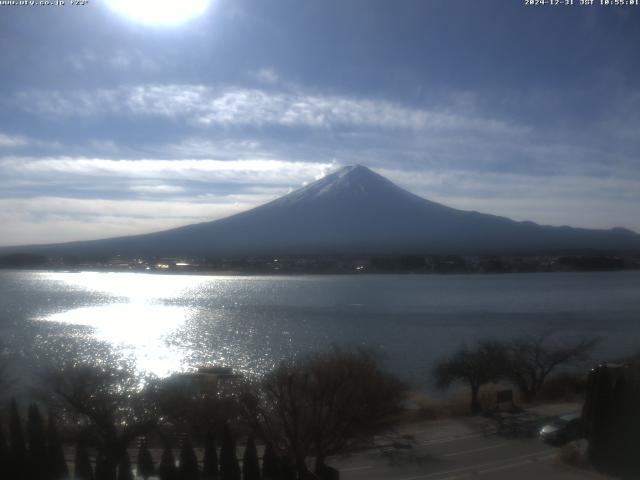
[1,270,639,390]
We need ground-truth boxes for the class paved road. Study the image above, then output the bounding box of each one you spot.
[330,417,605,480]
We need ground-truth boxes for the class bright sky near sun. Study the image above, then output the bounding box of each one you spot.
[104,0,211,26]
[0,0,639,246]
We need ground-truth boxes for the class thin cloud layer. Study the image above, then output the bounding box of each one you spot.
[14,84,524,136]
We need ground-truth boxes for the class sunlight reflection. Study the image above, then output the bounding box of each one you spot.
[45,303,190,377]
[39,272,216,377]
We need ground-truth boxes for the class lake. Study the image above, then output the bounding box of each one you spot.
[1,269,639,391]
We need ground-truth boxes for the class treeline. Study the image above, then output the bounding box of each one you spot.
[0,400,67,480]
[0,402,297,480]
[0,335,605,480]
[433,333,598,413]
[0,349,405,480]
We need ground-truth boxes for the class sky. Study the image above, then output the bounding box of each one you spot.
[1,0,639,246]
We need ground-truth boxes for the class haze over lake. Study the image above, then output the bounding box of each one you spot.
[1,269,639,390]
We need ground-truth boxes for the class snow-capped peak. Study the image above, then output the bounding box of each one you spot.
[271,164,414,207]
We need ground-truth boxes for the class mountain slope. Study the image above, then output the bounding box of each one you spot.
[3,165,640,256]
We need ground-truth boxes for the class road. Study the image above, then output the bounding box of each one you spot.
[330,416,605,480]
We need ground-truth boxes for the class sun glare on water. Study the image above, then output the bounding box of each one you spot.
[46,303,189,377]
[41,272,214,377]
[105,0,211,26]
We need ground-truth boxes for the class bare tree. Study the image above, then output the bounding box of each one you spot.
[0,361,8,401]
[145,374,234,438]
[433,340,508,414]
[42,363,158,480]
[506,333,597,402]
[241,348,406,479]
[0,342,15,401]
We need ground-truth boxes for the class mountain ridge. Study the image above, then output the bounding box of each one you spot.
[2,165,639,257]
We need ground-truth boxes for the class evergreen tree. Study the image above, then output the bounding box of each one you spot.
[219,423,240,480]
[137,441,155,480]
[74,442,95,480]
[95,453,113,480]
[158,445,178,480]
[0,427,10,474]
[117,451,134,480]
[9,399,27,480]
[178,438,200,480]
[260,444,279,480]
[47,414,69,480]
[26,403,48,480]
[202,430,218,480]
[279,458,294,480]
[241,437,260,480]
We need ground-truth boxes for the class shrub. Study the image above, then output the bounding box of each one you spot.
[117,451,134,480]
[202,430,218,480]
[179,438,200,480]
[74,442,94,480]
[137,441,156,480]
[241,437,260,480]
[220,423,240,480]
[158,446,178,480]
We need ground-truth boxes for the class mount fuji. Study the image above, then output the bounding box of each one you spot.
[4,165,640,257]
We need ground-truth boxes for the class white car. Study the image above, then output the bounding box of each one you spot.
[539,412,583,445]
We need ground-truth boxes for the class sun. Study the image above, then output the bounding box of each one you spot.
[105,0,211,26]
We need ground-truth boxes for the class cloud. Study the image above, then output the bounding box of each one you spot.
[0,157,336,185]
[0,133,28,148]
[129,184,186,194]
[0,213,194,247]
[0,156,341,245]
[159,138,266,159]
[67,48,159,72]
[0,196,260,246]
[67,48,98,72]
[0,132,63,152]
[0,196,249,219]
[379,167,640,231]
[251,67,280,85]
[15,84,525,136]
[4,81,639,244]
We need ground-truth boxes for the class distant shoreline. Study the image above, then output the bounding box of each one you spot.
[1,265,639,277]
[2,251,639,275]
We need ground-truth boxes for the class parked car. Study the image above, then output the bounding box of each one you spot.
[539,412,583,445]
